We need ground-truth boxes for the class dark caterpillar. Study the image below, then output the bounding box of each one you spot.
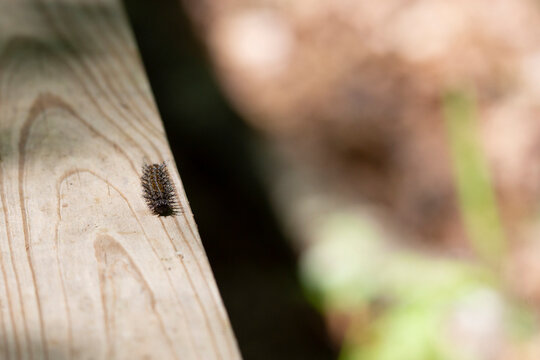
[141,162,180,216]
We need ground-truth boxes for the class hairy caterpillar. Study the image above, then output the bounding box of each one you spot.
[141,162,180,216]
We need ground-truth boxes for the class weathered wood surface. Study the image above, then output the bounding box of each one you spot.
[0,0,242,359]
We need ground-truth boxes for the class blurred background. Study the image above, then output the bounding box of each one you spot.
[124,0,540,359]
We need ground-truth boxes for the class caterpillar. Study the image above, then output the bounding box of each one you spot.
[141,162,180,216]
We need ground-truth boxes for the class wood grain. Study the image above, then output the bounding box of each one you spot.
[0,0,242,359]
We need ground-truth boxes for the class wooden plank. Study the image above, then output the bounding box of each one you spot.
[0,0,242,359]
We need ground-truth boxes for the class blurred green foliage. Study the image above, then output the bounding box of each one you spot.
[443,90,506,266]
[299,210,499,360]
